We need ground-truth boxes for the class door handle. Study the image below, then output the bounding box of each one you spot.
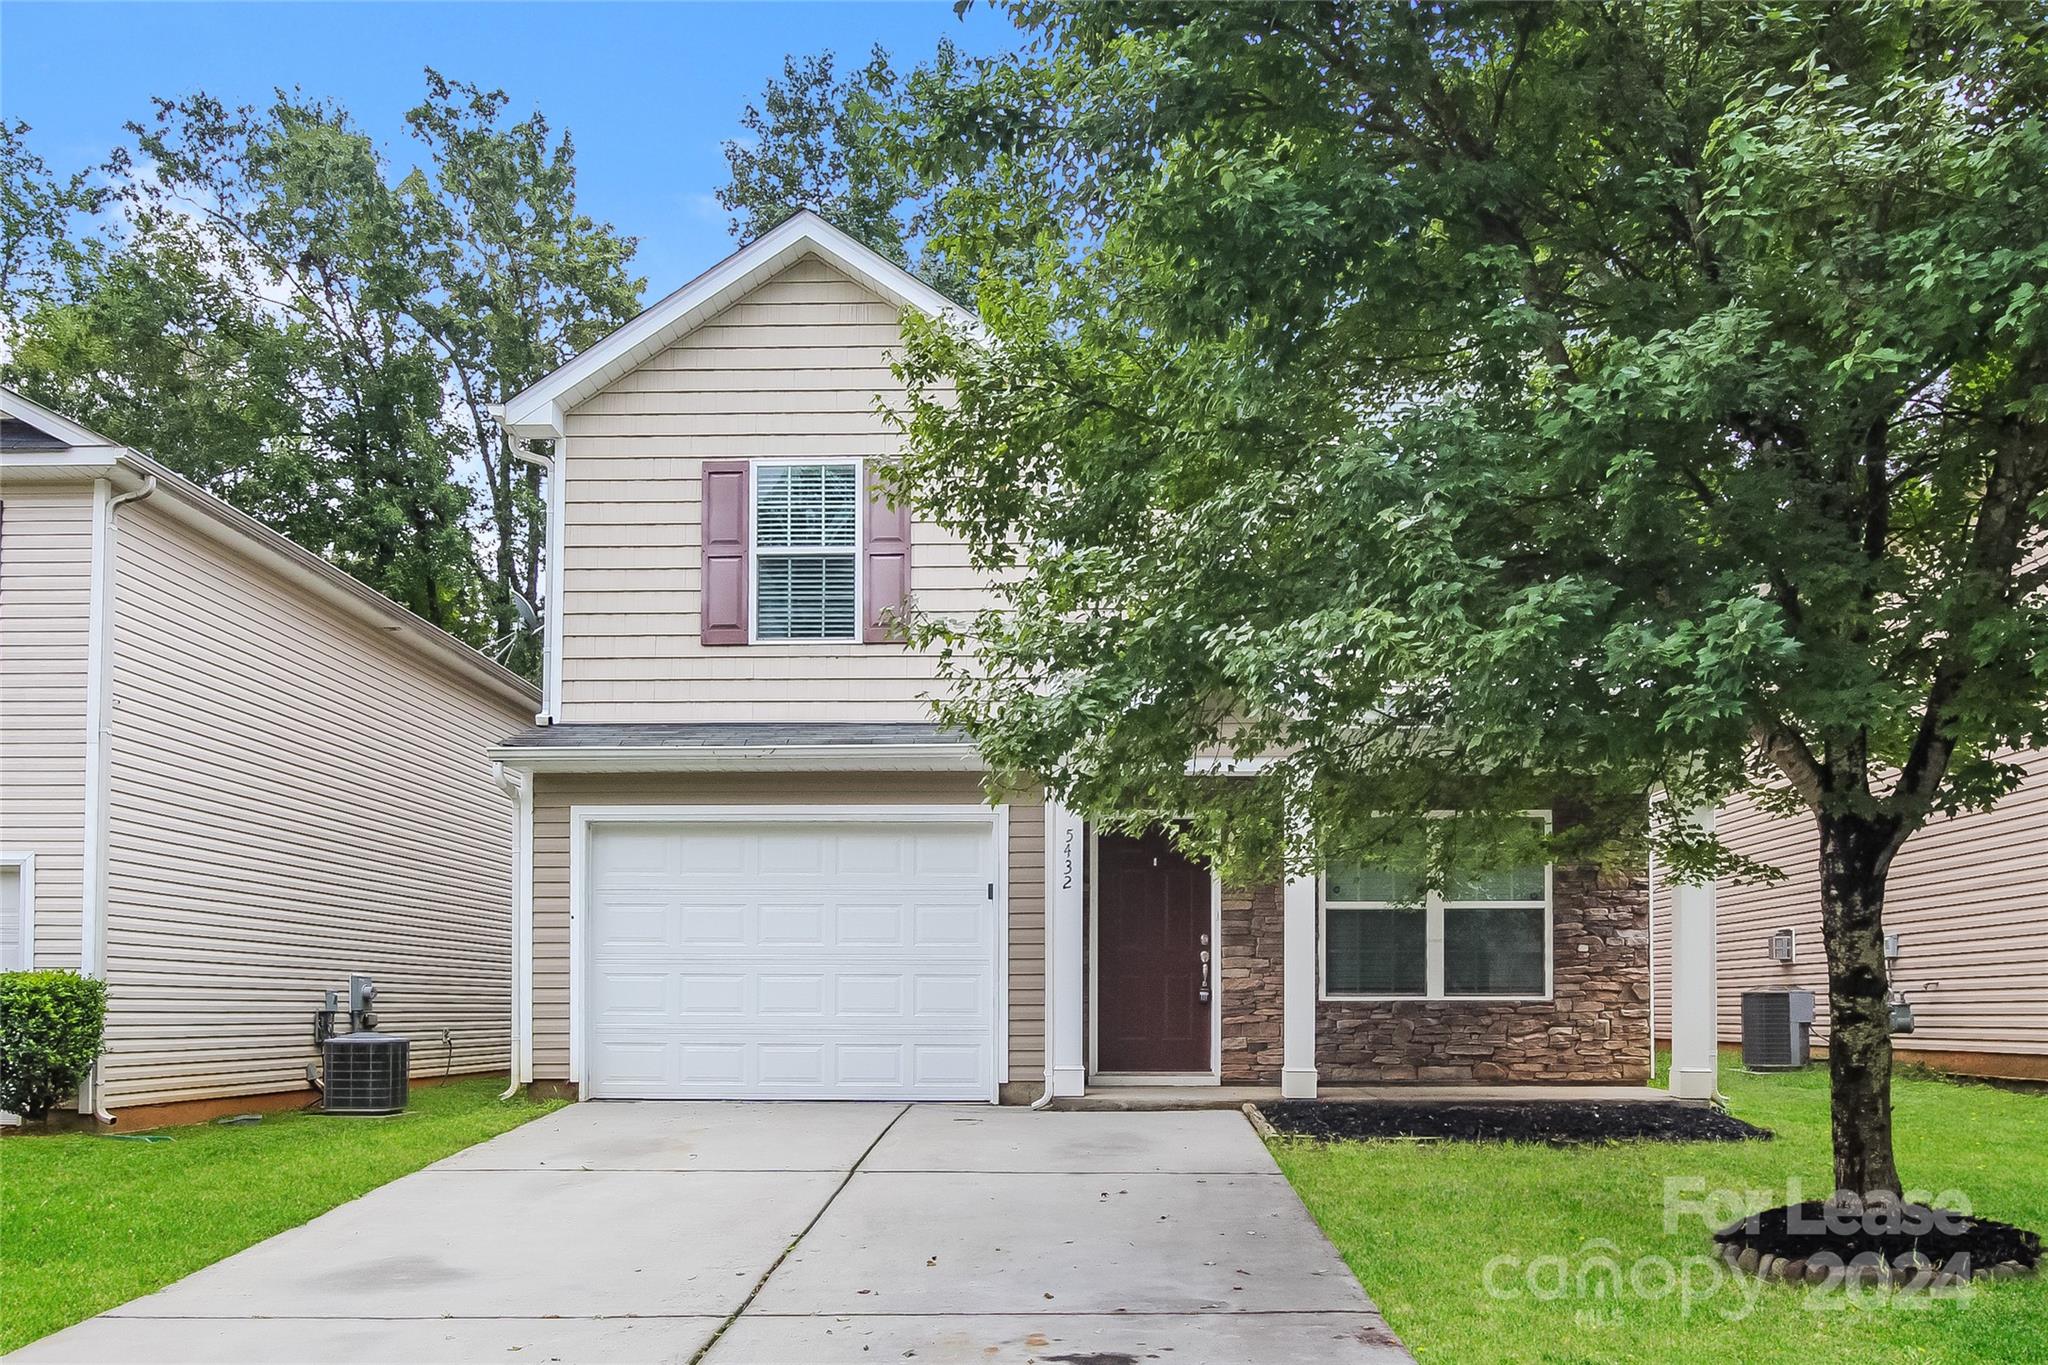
[1198,948,1212,1004]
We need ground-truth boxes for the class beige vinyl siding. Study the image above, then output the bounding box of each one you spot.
[0,484,93,969]
[1006,791,1046,1082]
[1652,750,2048,1064]
[556,255,994,723]
[99,499,530,1108]
[529,771,1045,1087]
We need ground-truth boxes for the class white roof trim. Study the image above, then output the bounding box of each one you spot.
[487,742,985,774]
[0,386,123,450]
[499,210,976,438]
[1186,756,1276,777]
[0,386,539,711]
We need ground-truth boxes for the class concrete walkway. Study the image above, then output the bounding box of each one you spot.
[14,1102,1409,1364]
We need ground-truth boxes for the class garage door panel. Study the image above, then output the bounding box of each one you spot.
[598,972,673,1016]
[838,974,903,1016]
[591,897,993,955]
[586,1035,990,1099]
[584,819,998,1101]
[757,973,826,1014]
[912,1045,985,1087]
[676,973,745,1014]
[594,966,990,1027]
[759,903,828,944]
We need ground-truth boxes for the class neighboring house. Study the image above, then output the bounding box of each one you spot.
[489,212,1664,1105]
[1653,756,2048,1082]
[0,388,539,1124]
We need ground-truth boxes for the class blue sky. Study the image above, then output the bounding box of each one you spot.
[1,1,1025,294]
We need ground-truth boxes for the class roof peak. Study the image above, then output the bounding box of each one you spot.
[498,211,975,438]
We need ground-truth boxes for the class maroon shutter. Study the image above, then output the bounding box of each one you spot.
[700,460,750,645]
[862,461,912,643]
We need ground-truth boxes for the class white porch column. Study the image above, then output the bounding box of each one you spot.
[1046,797,1087,1096]
[1668,802,1720,1101]
[1281,870,1319,1098]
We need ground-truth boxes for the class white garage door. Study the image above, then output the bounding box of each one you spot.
[584,817,998,1100]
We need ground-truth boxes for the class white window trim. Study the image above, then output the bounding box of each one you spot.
[746,456,864,645]
[0,852,35,973]
[1319,810,1555,1003]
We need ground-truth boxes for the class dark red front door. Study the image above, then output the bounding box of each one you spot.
[1096,828,1212,1073]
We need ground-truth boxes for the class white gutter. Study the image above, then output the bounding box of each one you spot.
[491,761,534,1101]
[503,431,562,725]
[81,474,157,1123]
[487,743,985,774]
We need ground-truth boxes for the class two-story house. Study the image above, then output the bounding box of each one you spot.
[488,212,1672,1106]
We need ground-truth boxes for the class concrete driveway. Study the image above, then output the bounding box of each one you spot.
[15,1103,1408,1364]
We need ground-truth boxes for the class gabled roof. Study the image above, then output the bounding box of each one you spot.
[0,385,539,710]
[498,210,974,439]
[0,388,124,454]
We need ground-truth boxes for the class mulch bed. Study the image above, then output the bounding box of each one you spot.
[1714,1201,2042,1287]
[1260,1099,1771,1145]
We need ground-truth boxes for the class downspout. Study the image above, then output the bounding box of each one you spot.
[506,435,561,725]
[1031,796,1060,1111]
[82,474,158,1124]
[492,761,533,1101]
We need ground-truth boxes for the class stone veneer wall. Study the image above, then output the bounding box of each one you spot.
[1220,884,1286,1083]
[1218,865,1651,1085]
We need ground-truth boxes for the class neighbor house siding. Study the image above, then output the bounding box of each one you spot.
[528,771,1043,1088]
[1651,754,2048,1076]
[0,484,94,969]
[98,498,531,1108]
[555,255,994,723]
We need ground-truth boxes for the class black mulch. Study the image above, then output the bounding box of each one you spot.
[1261,1099,1772,1145]
[1715,1201,2042,1270]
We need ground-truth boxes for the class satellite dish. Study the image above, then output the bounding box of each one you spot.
[511,590,541,631]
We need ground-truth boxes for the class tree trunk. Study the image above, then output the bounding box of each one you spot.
[1815,810,1903,1202]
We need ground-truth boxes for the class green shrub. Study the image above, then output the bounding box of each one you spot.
[0,972,107,1120]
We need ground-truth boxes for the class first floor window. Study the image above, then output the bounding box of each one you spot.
[753,461,858,640]
[1323,814,1551,999]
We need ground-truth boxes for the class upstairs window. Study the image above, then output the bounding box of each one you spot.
[1323,814,1552,1000]
[753,461,859,641]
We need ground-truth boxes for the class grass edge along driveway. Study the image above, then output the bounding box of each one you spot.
[1274,1065,2048,1364]
[0,1076,564,1354]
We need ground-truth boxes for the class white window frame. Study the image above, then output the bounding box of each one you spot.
[0,851,36,973]
[747,456,863,645]
[1319,810,1554,1003]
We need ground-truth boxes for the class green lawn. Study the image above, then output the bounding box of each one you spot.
[0,1076,563,1354]
[1275,1065,2048,1364]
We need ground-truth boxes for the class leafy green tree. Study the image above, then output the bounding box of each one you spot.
[405,70,644,675]
[893,2,2048,1203]
[722,48,915,255]
[719,43,995,298]
[0,120,102,313]
[114,90,482,633]
[2,79,642,669]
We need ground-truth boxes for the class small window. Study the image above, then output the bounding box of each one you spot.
[0,858,31,973]
[1323,815,1551,1000]
[753,462,859,641]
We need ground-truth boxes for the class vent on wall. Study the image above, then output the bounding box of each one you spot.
[1769,928,1796,964]
[1741,988,1813,1071]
